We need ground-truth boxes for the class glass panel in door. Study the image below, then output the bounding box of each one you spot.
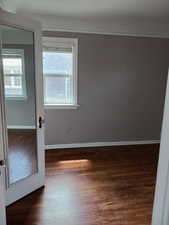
[0,25,38,185]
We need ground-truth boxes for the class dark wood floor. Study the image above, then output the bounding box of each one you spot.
[6,144,159,225]
[8,129,37,184]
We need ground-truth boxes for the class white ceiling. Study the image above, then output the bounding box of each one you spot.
[10,0,169,23]
[2,0,169,37]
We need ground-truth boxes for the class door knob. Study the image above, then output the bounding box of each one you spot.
[0,160,5,166]
[39,116,45,128]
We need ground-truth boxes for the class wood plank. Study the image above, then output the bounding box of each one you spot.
[6,144,159,225]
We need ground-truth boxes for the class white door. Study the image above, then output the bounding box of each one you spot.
[0,9,45,206]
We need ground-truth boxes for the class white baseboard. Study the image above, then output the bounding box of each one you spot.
[45,140,160,150]
[7,125,36,129]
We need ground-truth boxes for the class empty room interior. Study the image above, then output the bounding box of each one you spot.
[1,0,169,225]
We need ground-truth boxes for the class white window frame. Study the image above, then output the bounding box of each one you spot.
[2,48,27,100]
[43,37,79,109]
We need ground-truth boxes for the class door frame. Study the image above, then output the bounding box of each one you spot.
[0,26,6,224]
[152,72,169,225]
[0,167,6,225]
[0,9,45,205]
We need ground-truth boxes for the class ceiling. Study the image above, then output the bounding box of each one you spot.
[2,0,169,37]
[8,0,169,23]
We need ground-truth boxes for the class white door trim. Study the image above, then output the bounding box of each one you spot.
[0,167,6,225]
[0,26,6,225]
[152,71,169,225]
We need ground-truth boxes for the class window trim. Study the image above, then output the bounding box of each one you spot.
[45,104,80,109]
[2,48,27,100]
[43,37,78,109]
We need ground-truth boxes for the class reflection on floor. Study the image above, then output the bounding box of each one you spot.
[8,129,37,184]
[7,144,159,225]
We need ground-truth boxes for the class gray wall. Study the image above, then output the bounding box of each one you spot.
[5,44,36,127]
[44,31,169,145]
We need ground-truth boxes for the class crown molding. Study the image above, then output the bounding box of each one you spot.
[0,0,16,13]
[0,0,5,9]
[27,14,169,38]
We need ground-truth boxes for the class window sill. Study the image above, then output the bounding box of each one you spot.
[44,104,80,109]
[6,96,27,101]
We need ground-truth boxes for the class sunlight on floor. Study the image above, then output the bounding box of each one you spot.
[57,159,92,170]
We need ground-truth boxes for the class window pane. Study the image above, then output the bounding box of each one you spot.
[3,57,22,75]
[43,51,72,75]
[5,76,12,86]
[14,76,22,86]
[2,49,27,99]
[44,76,72,104]
[4,76,23,96]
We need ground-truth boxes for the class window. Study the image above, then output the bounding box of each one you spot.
[43,37,78,108]
[2,49,27,100]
